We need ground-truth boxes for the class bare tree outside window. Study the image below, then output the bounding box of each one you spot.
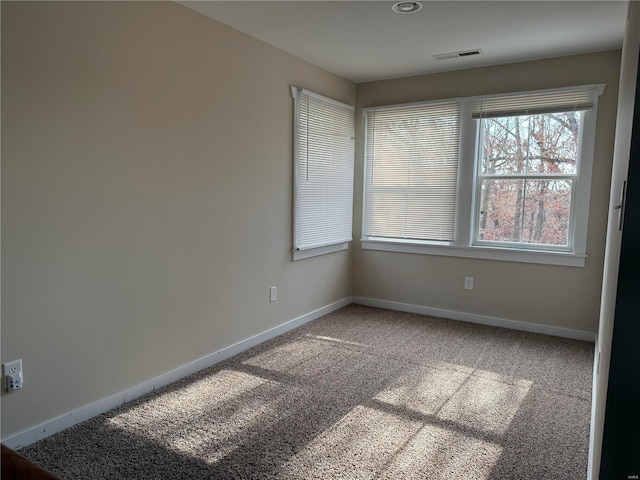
[477,112,581,247]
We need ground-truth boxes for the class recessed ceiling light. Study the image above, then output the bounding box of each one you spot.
[392,2,423,14]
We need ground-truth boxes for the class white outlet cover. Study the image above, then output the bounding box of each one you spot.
[3,359,22,376]
[3,359,23,391]
[464,277,474,290]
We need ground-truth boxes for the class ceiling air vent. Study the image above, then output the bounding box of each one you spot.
[433,49,484,60]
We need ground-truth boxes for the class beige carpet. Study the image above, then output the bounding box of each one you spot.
[19,305,595,479]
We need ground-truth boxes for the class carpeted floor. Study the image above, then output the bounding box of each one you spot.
[19,305,595,479]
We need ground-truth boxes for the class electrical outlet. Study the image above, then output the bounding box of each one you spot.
[3,359,23,392]
[270,286,277,303]
[464,276,474,291]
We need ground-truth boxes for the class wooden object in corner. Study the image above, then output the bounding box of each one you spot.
[1,444,60,480]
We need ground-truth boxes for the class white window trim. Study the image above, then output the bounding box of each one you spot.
[293,242,349,261]
[361,238,587,267]
[361,84,605,267]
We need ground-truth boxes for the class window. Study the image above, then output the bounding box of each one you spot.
[363,100,461,243]
[292,87,355,260]
[362,85,605,266]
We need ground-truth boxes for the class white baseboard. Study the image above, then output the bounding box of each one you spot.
[352,296,597,342]
[587,334,600,480]
[2,297,352,450]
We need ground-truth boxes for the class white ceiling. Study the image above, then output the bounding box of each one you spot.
[180,1,628,83]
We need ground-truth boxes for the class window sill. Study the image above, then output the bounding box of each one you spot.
[293,242,349,261]
[361,238,586,267]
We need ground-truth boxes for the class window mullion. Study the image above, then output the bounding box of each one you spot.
[454,98,476,246]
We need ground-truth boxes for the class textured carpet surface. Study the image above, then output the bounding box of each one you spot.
[20,305,595,479]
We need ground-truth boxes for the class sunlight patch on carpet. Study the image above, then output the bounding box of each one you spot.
[277,404,503,480]
[378,424,503,480]
[375,365,469,415]
[305,333,368,348]
[167,390,284,464]
[243,338,369,381]
[106,369,286,463]
[374,365,532,436]
[243,338,333,373]
[277,405,423,479]
[437,374,532,435]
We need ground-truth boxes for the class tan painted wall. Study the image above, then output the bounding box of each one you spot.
[354,51,621,332]
[1,1,354,438]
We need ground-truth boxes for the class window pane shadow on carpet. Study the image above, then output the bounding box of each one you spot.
[19,305,594,480]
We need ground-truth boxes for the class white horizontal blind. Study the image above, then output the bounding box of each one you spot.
[472,86,596,118]
[364,100,462,242]
[293,87,354,251]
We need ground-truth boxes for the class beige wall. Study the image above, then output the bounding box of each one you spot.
[354,51,621,332]
[1,1,354,438]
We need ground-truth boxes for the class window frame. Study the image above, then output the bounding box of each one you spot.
[361,84,605,267]
[291,86,355,261]
[471,112,583,253]
[362,97,463,244]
